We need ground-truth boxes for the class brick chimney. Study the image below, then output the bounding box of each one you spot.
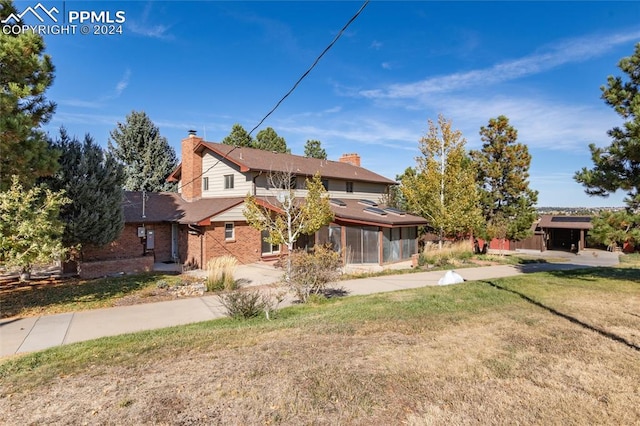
[180,130,203,202]
[339,153,361,167]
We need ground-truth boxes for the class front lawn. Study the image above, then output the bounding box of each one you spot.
[1,267,638,424]
[0,273,184,319]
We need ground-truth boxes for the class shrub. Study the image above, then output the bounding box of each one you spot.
[288,245,342,302]
[206,256,238,292]
[218,290,266,320]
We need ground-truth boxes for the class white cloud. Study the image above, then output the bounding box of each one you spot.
[370,40,382,50]
[439,95,618,152]
[358,29,640,100]
[128,22,172,39]
[115,69,131,96]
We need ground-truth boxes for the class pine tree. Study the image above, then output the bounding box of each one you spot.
[0,0,59,190]
[303,139,327,159]
[255,127,290,153]
[401,115,482,245]
[221,123,254,148]
[575,43,640,210]
[470,116,538,242]
[588,210,640,251]
[46,128,125,252]
[108,111,177,192]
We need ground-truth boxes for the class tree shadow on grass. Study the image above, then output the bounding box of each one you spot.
[0,273,168,319]
[544,267,640,283]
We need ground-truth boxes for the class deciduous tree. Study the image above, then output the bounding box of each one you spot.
[0,176,69,278]
[244,172,334,281]
[400,115,481,246]
[470,116,538,243]
[303,139,327,159]
[0,0,59,190]
[108,110,177,192]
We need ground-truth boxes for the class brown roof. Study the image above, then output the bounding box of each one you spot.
[122,192,243,225]
[123,191,426,228]
[330,198,428,227]
[170,141,397,185]
[253,196,428,228]
[538,215,593,230]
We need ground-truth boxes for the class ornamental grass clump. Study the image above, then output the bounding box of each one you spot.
[205,255,238,292]
[420,240,473,267]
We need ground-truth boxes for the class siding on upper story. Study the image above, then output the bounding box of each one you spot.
[214,204,248,222]
[200,154,254,198]
[194,151,391,201]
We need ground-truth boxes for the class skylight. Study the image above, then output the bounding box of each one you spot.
[358,199,378,207]
[364,206,387,216]
[383,207,406,216]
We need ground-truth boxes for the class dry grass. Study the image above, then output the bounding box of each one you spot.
[420,240,474,267]
[205,255,238,292]
[1,269,639,424]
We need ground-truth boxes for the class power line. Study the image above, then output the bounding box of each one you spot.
[179,0,370,192]
[247,0,370,136]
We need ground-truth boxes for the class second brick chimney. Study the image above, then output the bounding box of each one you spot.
[180,130,203,202]
[338,153,361,167]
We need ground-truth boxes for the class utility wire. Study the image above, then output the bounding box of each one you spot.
[179,0,370,193]
[247,0,370,136]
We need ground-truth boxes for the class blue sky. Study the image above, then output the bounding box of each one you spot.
[15,1,640,207]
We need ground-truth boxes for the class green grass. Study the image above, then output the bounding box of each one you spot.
[0,281,518,389]
[2,266,639,424]
[0,272,182,318]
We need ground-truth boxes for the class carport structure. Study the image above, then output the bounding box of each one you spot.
[538,215,593,252]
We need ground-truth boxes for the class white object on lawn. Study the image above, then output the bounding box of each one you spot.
[438,270,464,286]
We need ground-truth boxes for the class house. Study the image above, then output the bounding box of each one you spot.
[84,131,427,276]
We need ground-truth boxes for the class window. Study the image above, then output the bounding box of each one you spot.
[321,179,329,190]
[261,230,280,255]
[224,222,234,240]
[224,174,234,189]
[346,181,354,193]
[202,177,209,191]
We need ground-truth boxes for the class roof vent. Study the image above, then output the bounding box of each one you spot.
[188,129,197,137]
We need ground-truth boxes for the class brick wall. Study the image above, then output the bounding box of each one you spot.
[79,256,154,279]
[180,134,203,201]
[82,223,174,262]
[203,221,263,265]
[82,224,145,261]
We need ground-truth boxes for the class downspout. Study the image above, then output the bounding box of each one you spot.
[252,171,263,196]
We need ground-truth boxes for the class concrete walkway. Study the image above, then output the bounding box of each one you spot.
[0,250,619,357]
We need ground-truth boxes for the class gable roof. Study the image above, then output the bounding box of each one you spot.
[169,141,397,185]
